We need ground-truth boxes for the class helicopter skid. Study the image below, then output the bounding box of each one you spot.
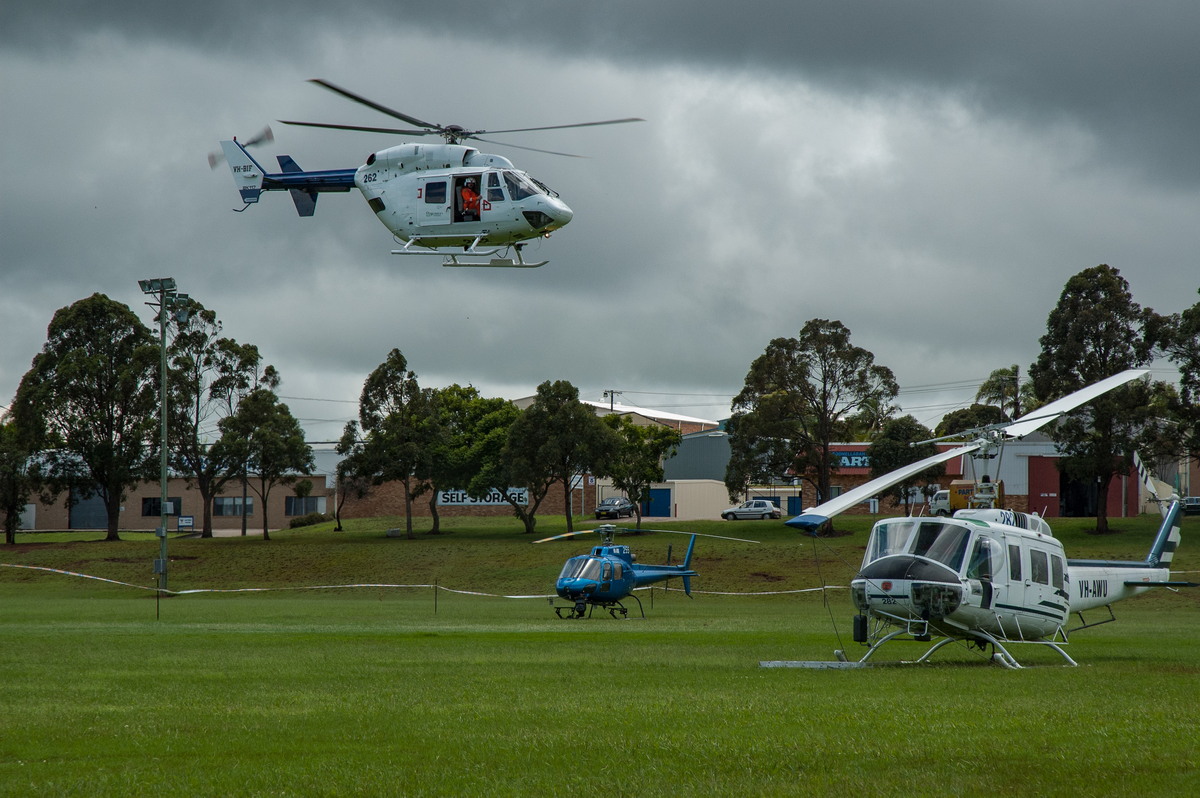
[552,594,644,620]
[391,237,547,268]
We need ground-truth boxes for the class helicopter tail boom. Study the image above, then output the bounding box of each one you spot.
[218,139,357,214]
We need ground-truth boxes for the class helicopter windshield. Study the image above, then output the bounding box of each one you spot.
[559,556,603,581]
[911,521,971,572]
[864,520,915,566]
[504,171,544,200]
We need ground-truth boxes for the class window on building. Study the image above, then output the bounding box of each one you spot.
[214,497,253,517]
[285,496,327,516]
[142,497,182,517]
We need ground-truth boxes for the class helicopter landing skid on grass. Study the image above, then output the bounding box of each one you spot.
[391,238,547,268]
[553,593,645,620]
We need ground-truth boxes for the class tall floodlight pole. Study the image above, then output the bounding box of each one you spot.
[138,278,188,595]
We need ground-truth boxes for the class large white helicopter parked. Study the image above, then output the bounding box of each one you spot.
[214,79,642,267]
[768,368,1194,668]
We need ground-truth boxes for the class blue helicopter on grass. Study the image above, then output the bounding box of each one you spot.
[534,524,758,618]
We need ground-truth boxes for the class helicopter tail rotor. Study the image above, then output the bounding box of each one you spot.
[207,126,274,169]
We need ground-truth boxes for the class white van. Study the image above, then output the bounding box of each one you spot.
[929,490,951,517]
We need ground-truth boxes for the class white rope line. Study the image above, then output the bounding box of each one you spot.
[651,585,847,596]
[0,563,555,599]
[1,562,845,598]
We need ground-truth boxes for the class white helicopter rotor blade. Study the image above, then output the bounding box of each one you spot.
[631,527,761,544]
[1001,368,1148,439]
[785,368,1149,532]
[785,443,981,532]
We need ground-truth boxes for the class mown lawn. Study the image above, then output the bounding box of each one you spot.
[1,514,1197,796]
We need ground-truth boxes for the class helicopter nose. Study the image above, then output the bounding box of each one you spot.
[523,197,573,232]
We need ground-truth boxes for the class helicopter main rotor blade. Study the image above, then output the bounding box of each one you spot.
[307,78,440,131]
[786,443,983,532]
[471,136,586,158]
[1001,368,1149,439]
[477,118,645,136]
[617,527,760,544]
[278,120,435,137]
[532,529,602,544]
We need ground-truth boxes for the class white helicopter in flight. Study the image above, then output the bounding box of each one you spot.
[214,79,642,267]
[768,368,1192,669]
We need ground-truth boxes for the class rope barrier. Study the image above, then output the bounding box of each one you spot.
[1,562,841,598]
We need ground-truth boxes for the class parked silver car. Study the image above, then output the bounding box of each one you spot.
[721,499,782,520]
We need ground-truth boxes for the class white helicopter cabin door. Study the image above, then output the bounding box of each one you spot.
[417,176,452,227]
[1009,539,1069,636]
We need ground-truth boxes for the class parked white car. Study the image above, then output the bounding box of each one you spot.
[721,499,782,520]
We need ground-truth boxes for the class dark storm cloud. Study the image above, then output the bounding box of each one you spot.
[11,1,1200,185]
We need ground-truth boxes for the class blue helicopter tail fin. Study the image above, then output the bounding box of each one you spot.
[682,534,698,570]
[277,155,318,217]
[682,575,692,596]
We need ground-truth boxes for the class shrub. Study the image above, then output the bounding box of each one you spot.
[289,512,332,529]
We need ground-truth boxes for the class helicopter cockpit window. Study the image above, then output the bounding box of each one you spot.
[966,536,1003,581]
[504,171,543,200]
[865,520,914,565]
[1051,555,1065,590]
[911,522,971,572]
[487,171,505,202]
[559,557,603,581]
[425,181,447,204]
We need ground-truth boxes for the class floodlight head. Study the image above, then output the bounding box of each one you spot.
[138,277,177,293]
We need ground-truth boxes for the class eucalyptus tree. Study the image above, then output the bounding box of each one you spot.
[501,380,620,534]
[423,385,516,534]
[339,349,438,538]
[11,294,158,541]
[600,414,681,527]
[728,319,898,516]
[867,415,943,514]
[1161,288,1200,461]
[167,301,278,537]
[213,389,313,540]
[0,413,40,544]
[1029,264,1159,532]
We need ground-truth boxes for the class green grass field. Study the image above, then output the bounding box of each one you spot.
[2,515,1198,796]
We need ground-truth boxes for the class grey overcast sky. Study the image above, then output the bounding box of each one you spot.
[2,1,1196,445]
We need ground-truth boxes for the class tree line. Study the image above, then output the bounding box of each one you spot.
[0,295,680,543]
[334,351,681,537]
[4,264,1198,544]
[725,265,1200,534]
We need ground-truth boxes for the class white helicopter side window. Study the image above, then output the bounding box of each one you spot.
[486,171,505,202]
[911,522,971,572]
[425,181,447,204]
[1051,555,1065,590]
[967,536,1003,580]
[1030,549,1050,585]
[504,171,543,200]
